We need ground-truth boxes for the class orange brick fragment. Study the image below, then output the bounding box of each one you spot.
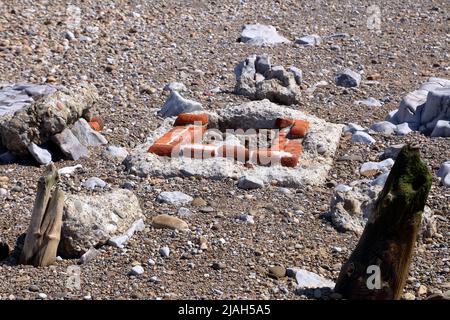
[217,144,249,163]
[275,118,294,129]
[88,116,104,132]
[148,125,206,157]
[174,113,209,126]
[290,120,310,138]
[249,149,281,166]
[182,144,218,159]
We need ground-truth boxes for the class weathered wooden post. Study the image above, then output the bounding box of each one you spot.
[19,163,65,267]
[334,145,432,299]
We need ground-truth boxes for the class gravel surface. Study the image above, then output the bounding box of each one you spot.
[0,0,449,300]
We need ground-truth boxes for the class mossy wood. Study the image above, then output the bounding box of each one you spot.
[334,145,432,299]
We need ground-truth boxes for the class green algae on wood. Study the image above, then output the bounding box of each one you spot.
[334,144,432,299]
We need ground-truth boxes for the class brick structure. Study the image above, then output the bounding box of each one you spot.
[147,113,310,168]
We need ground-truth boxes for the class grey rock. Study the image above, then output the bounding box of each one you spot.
[355,97,382,107]
[288,66,303,85]
[82,177,107,190]
[59,189,145,258]
[58,164,82,176]
[159,246,170,257]
[379,144,405,160]
[237,175,264,190]
[255,55,271,77]
[163,82,187,92]
[177,207,191,217]
[335,69,361,87]
[27,143,52,165]
[370,121,397,135]
[65,31,76,41]
[343,123,365,134]
[0,188,8,198]
[431,120,450,137]
[78,247,100,264]
[103,145,129,162]
[0,83,98,156]
[240,24,289,46]
[71,118,108,147]
[438,161,450,187]
[360,159,394,175]
[108,219,145,248]
[52,128,89,160]
[234,55,301,105]
[295,34,321,46]
[395,122,413,136]
[286,268,335,290]
[157,191,193,206]
[238,214,255,224]
[351,131,375,144]
[371,172,390,186]
[387,77,450,137]
[157,91,203,118]
[129,265,144,276]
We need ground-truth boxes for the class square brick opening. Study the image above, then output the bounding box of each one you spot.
[127,101,343,187]
[148,112,310,168]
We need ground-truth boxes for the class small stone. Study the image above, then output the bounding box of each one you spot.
[370,121,397,135]
[403,292,416,300]
[395,122,413,136]
[163,82,187,92]
[38,293,47,299]
[212,262,226,270]
[157,191,193,206]
[343,123,365,134]
[351,131,375,144]
[52,128,89,161]
[238,214,255,224]
[152,214,189,231]
[82,177,107,190]
[28,285,40,292]
[355,97,382,107]
[27,143,52,165]
[129,265,144,276]
[78,247,100,264]
[148,258,155,266]
[104,146,128,162]
[240,24,290,46]
[335,69,361,87]
[191,197,207,207]
[237,175,264,190]
[177,207,191,217]
[159,246,170,257]
[157,91,202,118]
[71,118,108,147]
[417,285,428,295]
[288,66,303,85]
[295,34,321,46]
[268,266,286,279]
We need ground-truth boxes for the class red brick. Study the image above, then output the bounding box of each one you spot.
[148,126,206,157]
[217,144,249,163]
[281,154,300,167]
[290,120,310,138]
[270,131,288,151]
[174,113,209,126]
[182,144,218,159]
[88,116,104,132]
[275,118,294,129]
[249,149,282,166]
